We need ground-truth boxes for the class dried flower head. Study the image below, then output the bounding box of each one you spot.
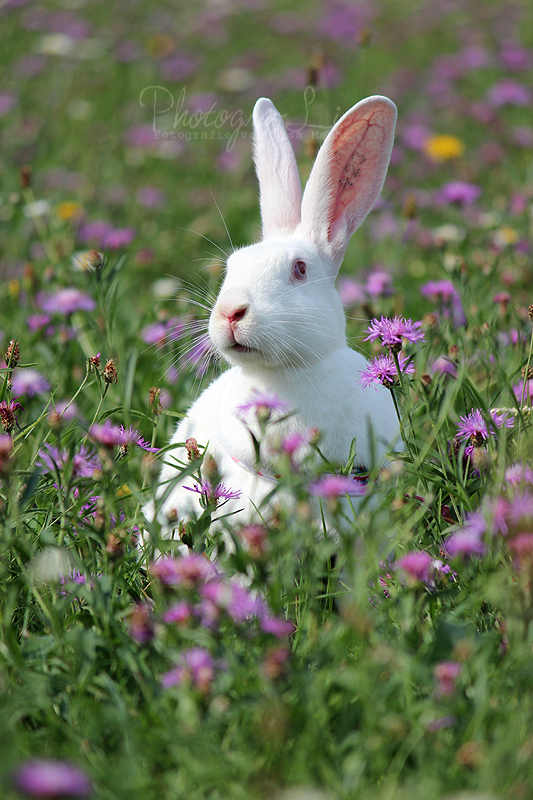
[89,353,100,371]
[20,164,32,189]
[4,339,20,368]
[72,249,104,272]
[103,358,118,384]
[185,437,201,461]
[148,386,163,415]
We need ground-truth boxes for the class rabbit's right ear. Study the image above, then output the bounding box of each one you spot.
[253,98,302,239]
[299,96,397,276]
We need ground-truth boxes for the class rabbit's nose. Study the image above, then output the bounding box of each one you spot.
[217,290,250,328]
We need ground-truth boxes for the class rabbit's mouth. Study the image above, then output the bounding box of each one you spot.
[231,342,259,355]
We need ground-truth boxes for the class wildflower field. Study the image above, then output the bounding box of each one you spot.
[2,0,533,798]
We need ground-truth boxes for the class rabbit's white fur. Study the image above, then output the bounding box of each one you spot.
[145,95,399,533]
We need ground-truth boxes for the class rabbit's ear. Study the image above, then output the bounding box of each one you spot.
[253,98,302,239]
[299,96,397,275]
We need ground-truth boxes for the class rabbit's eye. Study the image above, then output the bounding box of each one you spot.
[291,259,307,282]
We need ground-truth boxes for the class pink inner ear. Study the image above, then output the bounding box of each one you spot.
[328,105,390,239]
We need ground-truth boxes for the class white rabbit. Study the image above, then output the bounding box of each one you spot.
[145,95,400,536]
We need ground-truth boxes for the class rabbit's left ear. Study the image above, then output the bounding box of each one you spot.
[253,98,303,239]
[299,96,397,275]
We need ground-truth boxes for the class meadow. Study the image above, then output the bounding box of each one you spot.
[1,0,533,798]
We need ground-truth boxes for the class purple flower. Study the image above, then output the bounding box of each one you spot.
[184,479,242,506]
[201,581,260,623]
[38,444,100,479]
[430,356,457,377]
[513,379,533,405]
[397,551,433,583]
[365,268,393,299]
[421,280,466,327]
[150,554,216,587]
[183,335,212,377]
[236,389,290,420]
[162,601,193,625]
[27,314,52,332]
[259,613,296,638]
[308,474,367,498]
[505,463,533,486]
[160,52,200,82]
[116,425,158,452]
[420,280,457,302]
[337,277,366,306]
[38,287,96,316]
[0,91,18,116]
[0,399,23,433]
[359,352,414,389]
[77,220,113,246]
[434,660,461,697]
[162,647,215,693]
[101,227,136,250]
[487,79,532,108]
[445,518,486,559]
[364,316,425,351]
[140,317,185,345]
[89,421,156,452]
[436,181,481,206]
[457,409,513,444]
[13,759,92,798]
[88,420,124,448]
[11,368,50,397]
[499,42,533,71]
[136,186,166,209]
[128,602,154,643]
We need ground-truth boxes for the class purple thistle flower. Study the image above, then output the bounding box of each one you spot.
[457,409,514,444]
[101,227,136,250]
[434,660,462,697]
[337,277,366,306]
[420,279,457,302]
[117,425,158,452]
[13,759,92,798]
[128,602,154,643]
[27,313,52,332]
[162,601,193,625]
[436,181,481,206]
[38,444,100,479]
[505,463,533,486]
[397,551,433,583]
[445,515,486,559]
[487,79,532,108]
[77,219,113,246]
[0,399,23,433]
[88,419,124,448]
[364,315,425,351]
[365,268,393,299]
[513,379,533,405]
[236,389,290,420]
[11,368,50,397]
[184,334,212,377]
[259,613,296,638]
[38,287,96,316]
[140,317,185,346]
[184,479,242,506]
[162,647,215,693]
[359,352,414,389]
[150,553,216,587]
[308,474,367,498]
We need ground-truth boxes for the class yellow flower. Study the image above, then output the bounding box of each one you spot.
[493,227,519,247]
[56,201,83,221]
[424,134,465,162]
